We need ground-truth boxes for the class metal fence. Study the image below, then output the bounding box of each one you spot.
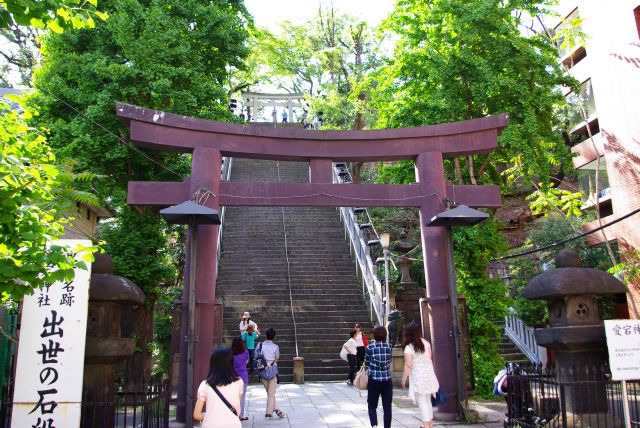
[1,381,170,428]
[505,361,638,428]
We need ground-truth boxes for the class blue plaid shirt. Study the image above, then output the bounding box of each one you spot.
[365,341,392,381]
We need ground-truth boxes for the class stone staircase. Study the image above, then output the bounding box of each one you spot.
[216,158,373,382]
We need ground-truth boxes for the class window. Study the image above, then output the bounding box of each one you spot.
[577,157,610,207]
[554,8,587,68]
[566,79,597,131]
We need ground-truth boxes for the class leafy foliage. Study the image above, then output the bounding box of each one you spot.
[0,0,107,33]
[0,101,93,300]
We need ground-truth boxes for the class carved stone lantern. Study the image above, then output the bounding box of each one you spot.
[394,241,416,284]
[523,249,627,414]
[82,253,145,428]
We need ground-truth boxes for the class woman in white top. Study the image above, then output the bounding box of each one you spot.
[354,323,368,370]
[239,311,258,334]
[401,324,440,428]
[343,329,358,385]
[193,347,243,428]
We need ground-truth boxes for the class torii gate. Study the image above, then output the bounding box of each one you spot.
[117,102,507,419]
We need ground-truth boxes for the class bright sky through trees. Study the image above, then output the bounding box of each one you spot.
[244,0,395,31]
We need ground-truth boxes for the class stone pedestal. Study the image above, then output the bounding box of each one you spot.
[391,348,404,387]
[293,357,304,384]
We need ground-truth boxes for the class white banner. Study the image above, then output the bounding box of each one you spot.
[604,319,640,381]
[12,239,92,428]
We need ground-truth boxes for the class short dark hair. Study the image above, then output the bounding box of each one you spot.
[206,347,239,387]
[349,329,357,338]
[265,328,276,340]
[231,336,246,355]
[372,325,387,342]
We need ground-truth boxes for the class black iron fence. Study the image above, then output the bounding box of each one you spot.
[505,361,639,428]
[1,381,170,428]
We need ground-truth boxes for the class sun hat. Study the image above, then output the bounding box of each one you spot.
[243,311,251,318]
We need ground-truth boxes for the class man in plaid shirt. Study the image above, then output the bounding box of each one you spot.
[365,326,393,428]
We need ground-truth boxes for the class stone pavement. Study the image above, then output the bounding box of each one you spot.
[238,382,507,428]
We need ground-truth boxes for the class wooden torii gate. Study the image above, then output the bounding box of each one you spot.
[117,102,507,419]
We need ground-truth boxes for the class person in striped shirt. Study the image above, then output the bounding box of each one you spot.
[365,325,393,428]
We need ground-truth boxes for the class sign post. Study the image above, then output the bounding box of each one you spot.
[604,319,640,428]
[11,240,92,428]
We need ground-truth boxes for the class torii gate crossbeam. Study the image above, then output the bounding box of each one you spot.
[117,102,507,420]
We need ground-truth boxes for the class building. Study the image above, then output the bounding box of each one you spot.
[548,2,640,315]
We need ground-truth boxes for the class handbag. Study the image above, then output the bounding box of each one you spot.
[259,363,279,381]
[211,384,240,419]
[431,386,446,406]
[353,365,368,390]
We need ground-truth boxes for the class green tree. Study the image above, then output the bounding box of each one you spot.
[369,0,575,194]
[31,0,250,375]
[0,102,93,302]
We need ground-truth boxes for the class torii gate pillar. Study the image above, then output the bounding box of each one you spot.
[416,152,460,416]
[176,148,221,421]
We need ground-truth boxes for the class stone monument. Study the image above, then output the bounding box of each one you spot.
[523,249,627,415]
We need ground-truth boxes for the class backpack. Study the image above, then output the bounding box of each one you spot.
[254,342,268,371]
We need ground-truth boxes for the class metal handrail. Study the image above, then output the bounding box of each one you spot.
[333,164,384,326]
[504,314,546,365]
[216,157,233,275]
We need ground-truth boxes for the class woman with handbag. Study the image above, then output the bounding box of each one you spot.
[231,337,250,421]
[343,329,358,386]
[365,325,393,428]
[259,328,286,419]
[193,347,243,428]
[400,323,440,428]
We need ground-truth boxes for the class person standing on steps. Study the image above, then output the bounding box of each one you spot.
[354,323,369,370]
[193,347,244,428]
[401,323,440,428]
[282,110,288,123]
[242,324,259,375]
[239,311,258,335]
[231,337,250,421]
[260,328,287,420]
[344,329,358,386]
[365,325,393,428]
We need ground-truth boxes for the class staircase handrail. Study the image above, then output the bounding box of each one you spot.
[504,314,546,364]
[333,165,384,326]
[216,157,233,275]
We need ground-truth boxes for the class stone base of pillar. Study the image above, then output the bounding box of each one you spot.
[293,357,304,384]
[391,348,404,387]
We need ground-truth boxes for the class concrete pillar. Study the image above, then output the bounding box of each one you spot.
[293,357,304,384]
[415,152,459,419]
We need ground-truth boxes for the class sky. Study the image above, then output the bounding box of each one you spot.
[244,0,396,31]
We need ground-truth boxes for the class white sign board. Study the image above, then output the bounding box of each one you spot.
[12,240,92,428]
[604,319,640,381]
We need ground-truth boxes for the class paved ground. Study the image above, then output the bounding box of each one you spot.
[236,382,507,428]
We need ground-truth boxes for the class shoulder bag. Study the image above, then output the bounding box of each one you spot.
[353,365,368,390]
[431,386,446,406]
[210,384,240,420]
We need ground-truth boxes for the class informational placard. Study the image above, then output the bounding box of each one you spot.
[604,319,640,381]
[12,240,92,428]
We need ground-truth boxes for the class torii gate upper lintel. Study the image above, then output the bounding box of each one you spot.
[117,102,507,419]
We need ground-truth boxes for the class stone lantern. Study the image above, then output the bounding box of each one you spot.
[82,253,145,428]
[523,249,626,414]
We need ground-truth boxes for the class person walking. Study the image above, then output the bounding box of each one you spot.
[365,325,393,428]
[259,328,286,419]
[401,324,440,428]
[282,110,288,123]
[193,347,243,428]
[231,337,250,421]
[354,323,369,370]
[343,329,358,386]
[242,324,259,375]
[239,311,258,334]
